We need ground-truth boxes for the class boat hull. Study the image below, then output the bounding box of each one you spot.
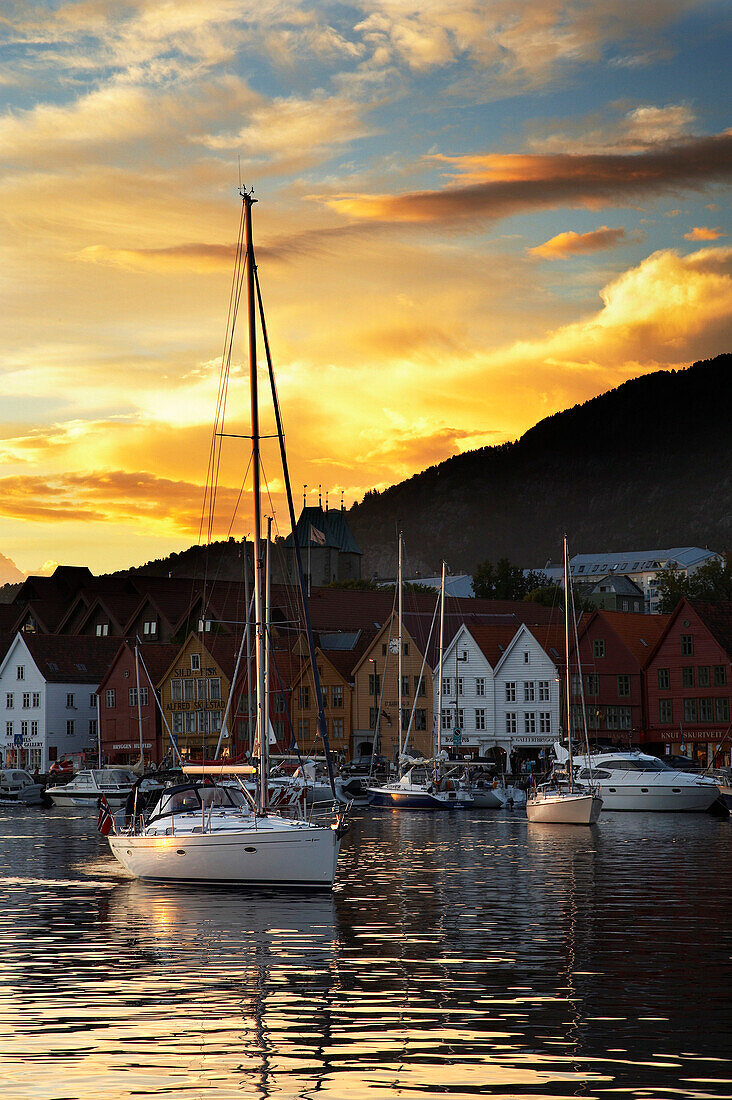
[526,791,602,825]
[468,787,503,809]
[367,787,472,810]
[108,823,340,887]
[593,782,718,813]
[48,790,131,809]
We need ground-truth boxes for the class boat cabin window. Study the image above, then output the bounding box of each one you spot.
[75,773,93,786]
[157,787,202,816]
[578,768,611,780]
[200,786,250,809]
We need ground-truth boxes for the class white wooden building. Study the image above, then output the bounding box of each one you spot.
[0,633,120,771]
[435,621,564,762]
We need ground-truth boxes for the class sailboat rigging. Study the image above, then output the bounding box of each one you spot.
[525,536,603,826]
[106,189,348,885]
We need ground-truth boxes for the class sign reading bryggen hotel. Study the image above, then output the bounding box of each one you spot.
[160,637,232,757]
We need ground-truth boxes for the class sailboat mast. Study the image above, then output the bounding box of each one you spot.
[436,561,446,759]
[243,191,266,815]
[563,534,574,787]
[134,641,144,765]
[397,531,403,761]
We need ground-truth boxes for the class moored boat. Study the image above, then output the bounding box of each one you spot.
[47,768,137,809]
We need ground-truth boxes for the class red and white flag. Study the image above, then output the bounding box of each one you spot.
[97,795,116,836]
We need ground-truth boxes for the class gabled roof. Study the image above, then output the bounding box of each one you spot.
[12,633,121,682]
[97,641,181,693]
[285,506,362,554]
[453,623,521,669]
[12,566,94,605]
[690,601,732,659]
[583,575,645,597]
[580,609,671,666]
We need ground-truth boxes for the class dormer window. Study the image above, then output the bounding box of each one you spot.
[191,654,201,671]
[96,623,109,636]
[143,620,158,636]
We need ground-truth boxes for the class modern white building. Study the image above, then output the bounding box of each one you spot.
[0,633,119,771]
[537,547,722,614]
[436,621,563,762]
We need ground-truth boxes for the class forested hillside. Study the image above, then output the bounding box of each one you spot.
[347,355,731,576]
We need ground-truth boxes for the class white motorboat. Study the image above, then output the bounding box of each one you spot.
[108,769,343,887]
[526,537,602,826]
[0,769,44,805]
[105,190,348,887]
[47,768,137,808]
[556,746,721,812]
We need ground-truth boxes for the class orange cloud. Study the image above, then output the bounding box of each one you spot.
[328,133,732,224]
[684,226,726,241]
[530,226,632,259]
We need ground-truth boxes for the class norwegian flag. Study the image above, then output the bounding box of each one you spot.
[97,795,116,836]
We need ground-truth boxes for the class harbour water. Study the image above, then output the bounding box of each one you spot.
[1,805,730,1099]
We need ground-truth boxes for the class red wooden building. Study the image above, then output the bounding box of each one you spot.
[97,642,178,766]
[571,610,670,746]
[645,600,732,765]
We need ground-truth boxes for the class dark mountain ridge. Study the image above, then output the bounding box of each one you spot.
[347,354,731,576]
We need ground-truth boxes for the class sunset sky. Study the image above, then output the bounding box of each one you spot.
[1,1,730,581]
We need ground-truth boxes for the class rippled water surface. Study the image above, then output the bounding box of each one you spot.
[1,805,730,1099]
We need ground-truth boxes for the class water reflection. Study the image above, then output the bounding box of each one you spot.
[0,805,729,1099]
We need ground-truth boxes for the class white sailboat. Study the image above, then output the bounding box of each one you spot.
[107,189,347,886]
[526,537,602,826]
[367,556,473,810]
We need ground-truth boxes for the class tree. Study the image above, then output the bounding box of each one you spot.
[657,552,732,612]
[473,558,547,601]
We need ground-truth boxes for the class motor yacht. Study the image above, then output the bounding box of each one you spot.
[46,768,137,809]
[368,765,474,809]
[0,769,44,805]
[555,746,721,812]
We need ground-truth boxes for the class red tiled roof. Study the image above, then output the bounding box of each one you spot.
[690,601,732,658]
[19,634,122,682]
[589,609,672,665]
[467,623,523,667]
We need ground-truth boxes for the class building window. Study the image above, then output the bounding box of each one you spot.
[20,720,28,737]
[716,698,729,722]
[105,689,116,708]
[5,694,12,709]
[30,720,38,737]
[523,682,535,702]
[456,677,463,696]
[171,679,182,702]
[475,709,485,730]
[475,677,485,697]
[172,712,183,735]
[657,668,670,690]
[505,682,516,702]
[714,666,727,686]
[89,719,97,737]
[659,699,673,723]
[618,707,631,730]
[23,693,31,708]
[402,676,411,698]
[332,717,344,739]
[680,634,693,656]
[129,687,138,707]
[66,720,75,736]
[414,677,425,698]
[455,708,464,728]
[538,680,551,701]
[441,710,453,730]
[441,677,451,696]
[524,712,536,734]
[88,693,95,708]
[66,693,75,709]
[682,667,695,688]
[539,712,551,734]
[505,712,517,734]
[593,640,605,659]
[403,643,409,656]
[190,654,201,671]
[382,644,387,656]
[332,685,344,708]
[208,679,221,701]
[698,666,710,687]
[523,651,530,664]
[184,712,196,734]
[584,674,598,696]
[570,674,582,697]
[699,698,713,722]
[183,679,195,703]
[368,674,380,696]
[683,698,697,722]
[369,708,379,730]
[298,686,310,709]
[143,620,157,636]
[617,675,630,697]
[16,666,24,681]
[5,722,12,737]
[96,623,109,636]
[414,709,426,730]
